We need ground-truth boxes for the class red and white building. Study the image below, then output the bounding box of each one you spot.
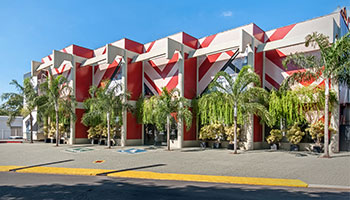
[26,8,350,151]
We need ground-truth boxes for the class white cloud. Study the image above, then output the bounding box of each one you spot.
[221,11,233,17]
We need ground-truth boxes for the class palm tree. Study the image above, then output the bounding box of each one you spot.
[0,80,24,126]
[139,87,192,150]
[82,80,129,148]
[283,32,350,158]
[198,66,271,154]
[21,78,39,143]
[1,79,40,143]
[40,74,75,146]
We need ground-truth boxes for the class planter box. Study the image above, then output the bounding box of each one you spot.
[200,141,208,149]
[227,144,234,150]
[99,140,105,145]
[212,142,221,149]
[154,141,162,146]
[91,139,99,145]
[290,144,299,151]
[270,144,279,150]
[44,138,51,143]
[312,145,322,153]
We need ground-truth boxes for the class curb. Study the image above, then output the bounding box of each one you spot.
[0,165,308,188]
[308,184,350,190]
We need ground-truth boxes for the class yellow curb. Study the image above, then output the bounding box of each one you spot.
[0,166,24,172]
[0,166,308,187]
[15,166,114,176]
[0,165,113,176]
[107,171,308,188]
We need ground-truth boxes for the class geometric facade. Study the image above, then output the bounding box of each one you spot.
[25,8,350,150]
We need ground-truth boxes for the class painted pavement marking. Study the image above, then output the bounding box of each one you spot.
[93,160,105,164]
[64,147,94,153]
[117,148,147,154]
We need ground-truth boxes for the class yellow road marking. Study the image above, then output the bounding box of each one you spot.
[0,165,113,176]
[0,166,24,172]
[0,166,308,187]
[107,171,308,187]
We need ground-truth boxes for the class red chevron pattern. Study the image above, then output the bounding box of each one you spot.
[144,40,180,95]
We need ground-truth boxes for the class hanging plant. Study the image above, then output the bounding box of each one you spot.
[268,86,337,128]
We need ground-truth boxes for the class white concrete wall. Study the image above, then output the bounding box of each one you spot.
[0,116,23,139]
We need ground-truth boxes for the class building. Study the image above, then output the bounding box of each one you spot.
[26,8,350,150]
[0,116,23,140]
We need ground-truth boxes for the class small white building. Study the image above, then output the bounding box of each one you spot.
[0,116,23,139]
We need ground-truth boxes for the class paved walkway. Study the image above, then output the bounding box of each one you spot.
[0,143,349,188]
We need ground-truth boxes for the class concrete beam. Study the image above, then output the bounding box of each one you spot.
[31,61,42,76]
[132,38,183,63]
[257,36,305,53]
[188,30,252,58]
[188,42,240,58]
[53,50,73,69]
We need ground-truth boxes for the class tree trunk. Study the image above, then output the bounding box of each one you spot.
[167,115,170,151]
[30,113,33,143]
[55,105,59,147]
[107,112,111,149]
[322,78,330,158]
[233,103,238,154]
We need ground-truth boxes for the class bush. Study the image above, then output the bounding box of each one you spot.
[266,129,283,144]
[199,123,225,141]
[87,124,119,139]
[43,122,65,138]
[224,126,240,143]
[305,121,336,145]
[199,123,240,143]
[286,123,305,145]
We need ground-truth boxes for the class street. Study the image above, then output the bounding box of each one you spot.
[0,172,349,200]
[0,143,349,186]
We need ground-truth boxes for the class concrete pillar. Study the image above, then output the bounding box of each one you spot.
[177,45,185,149]
[69,57,76,145]
[244,44,255,150]
[330,83,340,153]
[121,53,128,147]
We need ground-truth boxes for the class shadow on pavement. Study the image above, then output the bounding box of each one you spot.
[0,177,349,200]
[96,164,166,176]
[9,159,75,172]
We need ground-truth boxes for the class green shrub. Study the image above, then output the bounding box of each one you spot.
[266,129,283,144]
[286,123,305,145]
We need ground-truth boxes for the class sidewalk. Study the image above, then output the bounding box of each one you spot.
[0,143,349,188]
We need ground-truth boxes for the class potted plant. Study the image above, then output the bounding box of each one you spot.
[199,123,225,149]
[44,122,65,143]
[225,126,240,150]
[286,122,305,151]
[305,121,336,153]
[198,125,209,149]
[266,129,283,150]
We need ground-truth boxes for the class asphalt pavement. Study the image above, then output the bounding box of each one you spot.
[0,172,349,200]
[0,143,349,187]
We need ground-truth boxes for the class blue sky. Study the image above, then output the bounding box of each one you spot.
[0,0,349,95]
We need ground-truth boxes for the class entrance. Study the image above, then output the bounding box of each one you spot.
[340,125,350,151]
[340,104,350,151]
[144,122,178,146]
